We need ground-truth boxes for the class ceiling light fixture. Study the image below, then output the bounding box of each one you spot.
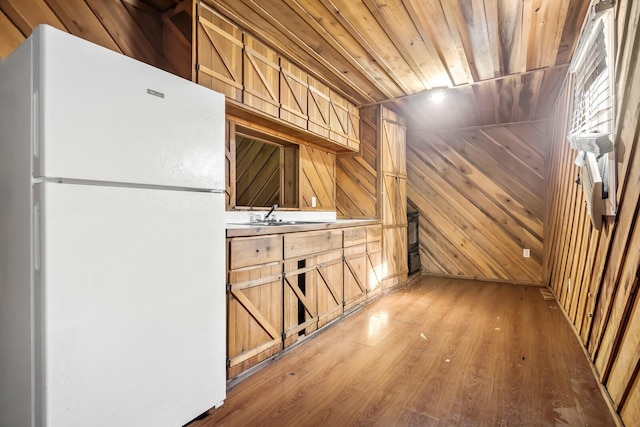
[427,88,447,104]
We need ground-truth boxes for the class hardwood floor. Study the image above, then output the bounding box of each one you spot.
[191,277,614,426]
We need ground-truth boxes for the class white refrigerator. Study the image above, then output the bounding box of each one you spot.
[0,25,226,426]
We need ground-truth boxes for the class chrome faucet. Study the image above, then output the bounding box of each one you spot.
[264,204,278,221]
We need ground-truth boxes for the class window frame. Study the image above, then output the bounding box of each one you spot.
[568,6,617,217]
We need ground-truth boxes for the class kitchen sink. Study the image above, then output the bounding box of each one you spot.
[247,220,327,226]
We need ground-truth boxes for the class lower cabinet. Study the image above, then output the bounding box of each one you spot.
[382,226,408,289]
[366,224,383,299]
[226,224,383,379]
[343,227,367,311]
[283,230,342,346]
[227,235,283,378]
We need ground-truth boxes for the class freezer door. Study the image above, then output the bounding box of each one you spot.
[33,25,225,190]
[36,182,225,427]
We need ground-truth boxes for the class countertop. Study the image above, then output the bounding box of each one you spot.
[225,219,380,237]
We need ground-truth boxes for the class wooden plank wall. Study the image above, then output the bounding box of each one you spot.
[336,106,378,218]
[406,122,547,284]
[235,137,280,207]
[0,0,173,72]
[299,144,335,210]
[545,1,640,423]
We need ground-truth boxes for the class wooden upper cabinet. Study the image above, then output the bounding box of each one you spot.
[280,58,308,129]
[196,3,243,102]
[329,89,349,147]
[383,226,408,279]
[307,75,331,139]
[382,175,407,226]
[347,103,360,151]
[381,114,406,176]
[194,3,360,153]
[379,106,408,287]
[243,34,280,118]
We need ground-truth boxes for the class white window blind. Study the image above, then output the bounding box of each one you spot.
[569,20,613,137]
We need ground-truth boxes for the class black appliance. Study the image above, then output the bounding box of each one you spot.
[407,211,421,274]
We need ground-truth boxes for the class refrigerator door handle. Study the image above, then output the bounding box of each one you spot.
[33,90,39,160]
[34,201,41,271]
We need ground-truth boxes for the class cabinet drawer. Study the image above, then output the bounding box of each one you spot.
[229,235,283,270]
[366,225,382,253]
[284,229,342,259]
[343,226,366,247]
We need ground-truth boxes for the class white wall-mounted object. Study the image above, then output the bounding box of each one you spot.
[582,152,604,230]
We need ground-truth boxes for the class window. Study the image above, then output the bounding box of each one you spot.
[568,4,616,217]
[234,126,299,209]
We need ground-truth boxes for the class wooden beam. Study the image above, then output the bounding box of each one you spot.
[361,63,570,108]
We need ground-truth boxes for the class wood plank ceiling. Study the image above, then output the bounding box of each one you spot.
[1,0,590,131]
[205,0,591,131]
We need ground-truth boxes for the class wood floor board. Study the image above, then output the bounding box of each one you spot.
[489,358,537,425]
[191,277,615,426]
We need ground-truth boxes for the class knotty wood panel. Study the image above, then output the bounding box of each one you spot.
[243,33,280,117]
[299,144,335,210]
[337,106,378,218]
[0,0,165,68]
[196,2,243,101]
[545,2,640,424]
[407,122,546,284]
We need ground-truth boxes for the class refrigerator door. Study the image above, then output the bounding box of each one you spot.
[33,25,225,190]
[36,182,226,427]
